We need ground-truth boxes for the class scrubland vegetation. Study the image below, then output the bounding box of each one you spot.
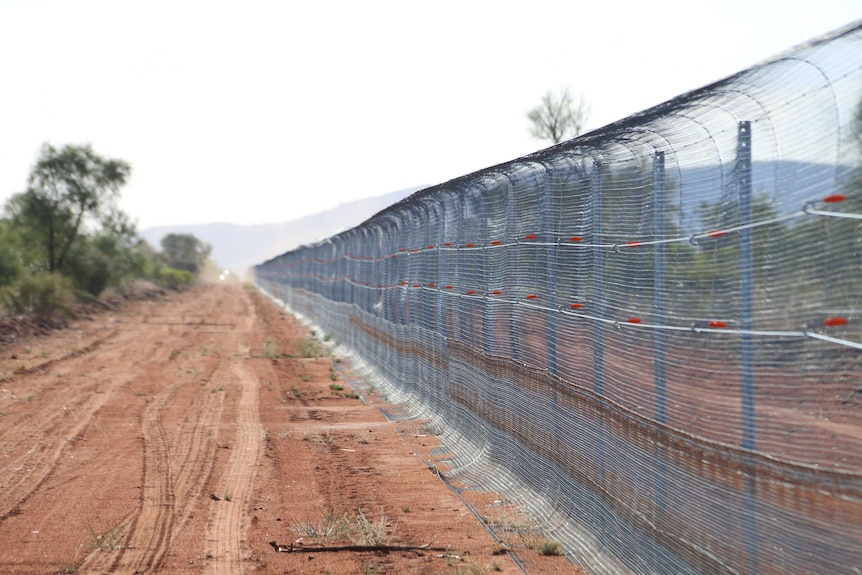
[0,143,213,322]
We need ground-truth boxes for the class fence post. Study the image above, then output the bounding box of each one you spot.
[458,197,469,344]
[481,192,494,355]
[591,161,605,396]
[544,182,558,377]
[738,121,755,451]
[653,151,667,424]
[542,174,561,501]
[589,159,609,522]
[652,151,668,532]
[737,120,759,574]
[437,208,447,339]
[507,182,521,361]
[420,205,437,331]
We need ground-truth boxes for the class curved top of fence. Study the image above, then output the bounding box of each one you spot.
[258,19,861,264]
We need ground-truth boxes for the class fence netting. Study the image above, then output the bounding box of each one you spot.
[256,22,862,575]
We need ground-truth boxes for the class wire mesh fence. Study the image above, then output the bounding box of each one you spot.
[256,22,862,575]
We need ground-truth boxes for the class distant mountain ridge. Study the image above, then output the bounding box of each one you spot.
[139,186,425,277]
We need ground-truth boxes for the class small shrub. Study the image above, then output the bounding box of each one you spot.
[537,539,563,556]
[292,508,350,543]
[349,508,389,546]
[156,266,193,290]
[63,246,111,297]
[0,271,75,321]
[0,227,22,288]
[262,339,279,358]
[299,337,322,358]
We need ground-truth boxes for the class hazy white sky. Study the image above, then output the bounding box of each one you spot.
[1,0,860,229]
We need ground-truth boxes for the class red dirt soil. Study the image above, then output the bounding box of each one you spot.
[0,283,583,575]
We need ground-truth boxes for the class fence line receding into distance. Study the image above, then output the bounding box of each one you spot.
[256,22,862,575]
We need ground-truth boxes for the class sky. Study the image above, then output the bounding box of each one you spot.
[1,1,861,230]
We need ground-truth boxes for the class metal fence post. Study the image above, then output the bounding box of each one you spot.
[738,121,755,451]
[737,120,759,574]
[653,151,668,531]
[544,183,558,377]
[458,197,468,344]
[437,213,447,339]
[589,159,608,524]
[653,151,667,424]
[591,161,605,396]
[542,174,561,501]
[482,192,495,355]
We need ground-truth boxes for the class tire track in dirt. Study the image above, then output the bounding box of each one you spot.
[0,384,111,521]
[107,377,182,573]
[1,329,116,380]
[97,376,223,574]
[0,329,125,521]
[204,354,263,571]
[203,286,263,574]
[79,288,242,573]
[0,292,233,575]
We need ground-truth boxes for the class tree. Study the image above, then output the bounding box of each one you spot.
[6,143,131,272]
[527,87,590,144]
[160,233,212,275]
[0,219,23,287]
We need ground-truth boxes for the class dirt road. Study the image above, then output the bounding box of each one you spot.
[0,283,580,575]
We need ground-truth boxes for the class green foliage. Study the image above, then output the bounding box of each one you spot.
[156,266,194,290]
[6,143,131,273]
[299,336,326,358]
[92,211,147,288]
[139,257,194,290]
[51,217,148,297]
[160,233,212,275]
[60,239,112,297]
[0,142,153,303]
[0,271,75,321]
[0,145,223,322]
[0,221,23,287]
[261,339,280,358]
[536,539,563,556]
